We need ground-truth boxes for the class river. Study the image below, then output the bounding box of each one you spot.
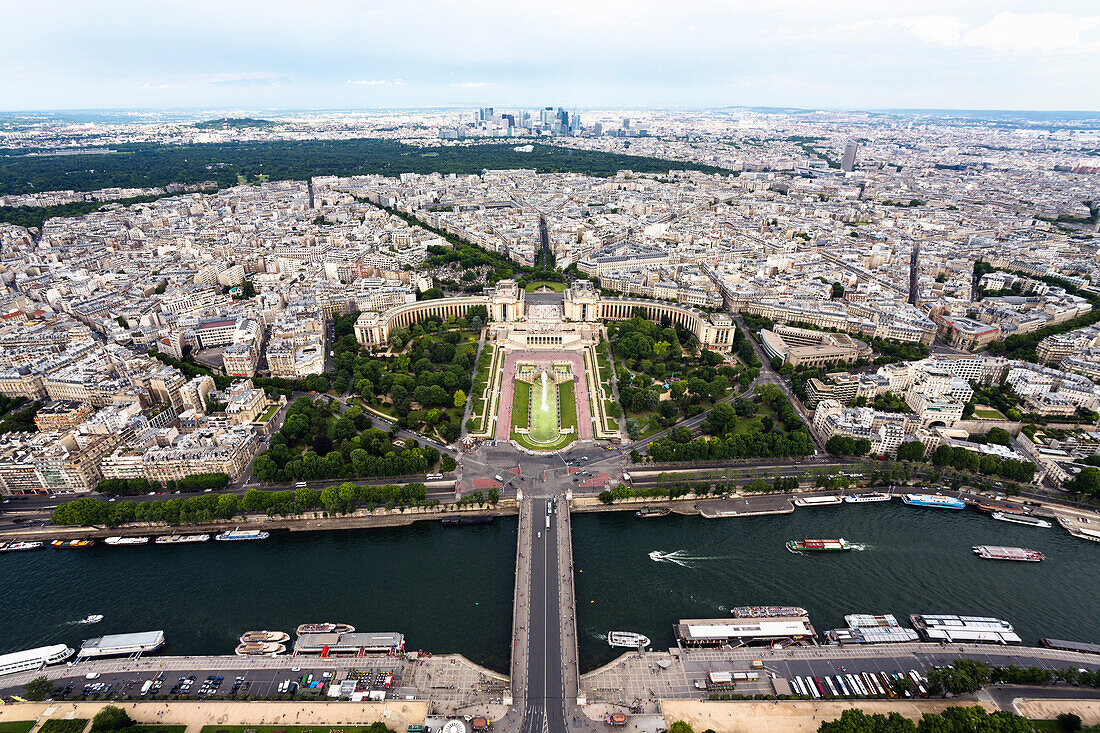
[3,503,1097,676]
[572,503,1100,671]
[0,518,518,673]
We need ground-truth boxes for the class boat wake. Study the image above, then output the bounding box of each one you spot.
[648,550,724,567]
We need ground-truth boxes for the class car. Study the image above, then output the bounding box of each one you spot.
[292,667,301,672]
[85,672,101,679]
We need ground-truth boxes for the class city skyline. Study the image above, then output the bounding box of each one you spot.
[5,0,1100,112]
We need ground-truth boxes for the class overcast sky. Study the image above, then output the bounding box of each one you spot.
[4,0,1099,111]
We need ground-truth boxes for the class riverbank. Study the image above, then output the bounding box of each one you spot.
[0,502,520,543]
[8,485,1100,544]
[659,699,998,733]
[0,700,427,733]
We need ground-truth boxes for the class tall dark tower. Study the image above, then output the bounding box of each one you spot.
[908,241,921,307]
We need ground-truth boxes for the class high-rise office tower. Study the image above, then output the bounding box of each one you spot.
[842,141,859,172]
[478,107,494,122]
[908,241,921,307]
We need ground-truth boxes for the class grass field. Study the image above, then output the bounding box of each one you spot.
[529,372,560,443]
[511,379,531,433]
[523,280,567,293]
[973,406,1005,419]
[512,378,578,451]
[0,723,35,733]
[38,721,87,733]
[202,727,388,733]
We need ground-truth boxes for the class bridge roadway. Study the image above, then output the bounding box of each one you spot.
[509,468,592,733]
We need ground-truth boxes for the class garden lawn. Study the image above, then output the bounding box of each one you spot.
[511,379,531,434]
[973,406,1005,419]
[523,280,567,293]
[0,724,35,733]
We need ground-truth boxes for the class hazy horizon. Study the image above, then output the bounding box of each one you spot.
[6,0,1098,112]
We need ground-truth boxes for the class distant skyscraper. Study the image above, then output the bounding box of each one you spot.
[842,141,859,172]
[908,241,921,307]
[478,107,494,122]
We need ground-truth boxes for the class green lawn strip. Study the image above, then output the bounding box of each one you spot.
[129,727,187,733]
[559,381,578,434]
[511,379,531,435]
[523,280,567,293]
[39,721,88,733]
[201,727,389,733]
[973,406,1005,419]
[0,723,35,733]
[513,429,576,451]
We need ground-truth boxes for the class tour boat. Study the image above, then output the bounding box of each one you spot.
[296,622,355,636]
[634,507,670,518]
[786,538,852,553]
[214,529,270,541]
[80,614,104,624]
[844,492,892,503]
[990,511,1051,529]
[901,494,965,510]
[155,534,210,544]
[0,541,43,551]
[972,545,1045,562]
[608,631,650,648]
[793,495,844,507]
[104,536,150,546]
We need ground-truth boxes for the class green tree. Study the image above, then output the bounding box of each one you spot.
[23,675,53,701]
[454,389,467,409]
[91,706,133,733]
[1065,466,1100,496]
[1056,713,1083,732]
[896,441,926,462]
[669,722,696,733]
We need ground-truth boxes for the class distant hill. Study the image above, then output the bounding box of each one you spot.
[193,117,276,130]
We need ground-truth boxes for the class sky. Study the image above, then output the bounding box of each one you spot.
[4,0,1100,111]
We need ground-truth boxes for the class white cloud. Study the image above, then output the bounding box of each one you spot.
[961,12,1099,53]
[451,81,491,88]
[886,15,966,46]
[347,78,405,86]
[140,82,187,90]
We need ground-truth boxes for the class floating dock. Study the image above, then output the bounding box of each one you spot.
[826,613,919,645]
[910,614,1020,644]
[676,607,816,647]
[79,630,165,658]
[294,631,404,655]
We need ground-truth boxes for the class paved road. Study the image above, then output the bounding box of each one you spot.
[522,495,566,733]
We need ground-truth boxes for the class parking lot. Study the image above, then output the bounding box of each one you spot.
[581,642,1100,710]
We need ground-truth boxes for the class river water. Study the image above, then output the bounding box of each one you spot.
[2,504,1097,676]
[0,519,518,673]
[572,503,1100,671]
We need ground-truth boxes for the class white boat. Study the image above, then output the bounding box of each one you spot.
[104,536,150,546]
[80,614,104,624]
[608,631,650,648]
[990,511,1051,529]
[0,644,74,676]
[215,529,270,541]
[844,492,892,503]
[155,534,210,544]
[793,495,844,507]
[1058,516,1100,543]
[901,493,965,510]
[79,630,165,658]
[0,541,44,551]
